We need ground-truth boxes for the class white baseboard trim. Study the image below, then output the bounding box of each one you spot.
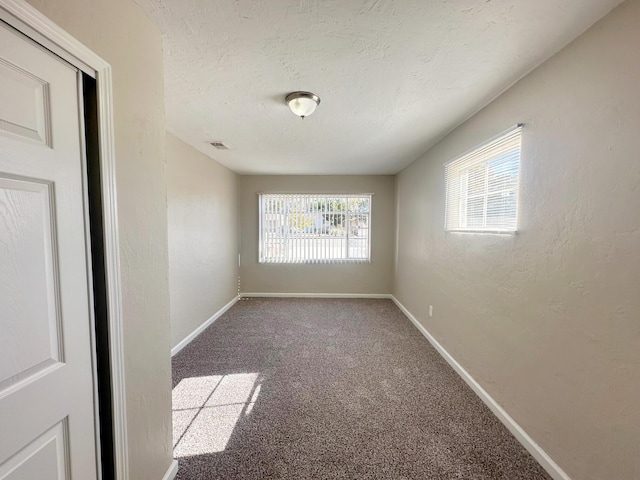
[240,292,393,299]
[161,459,179,480]
[171,296,239,357]
[390,295,571,480]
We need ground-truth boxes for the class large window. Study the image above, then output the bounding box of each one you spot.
[259,194,371,263]
[444,125,522,233]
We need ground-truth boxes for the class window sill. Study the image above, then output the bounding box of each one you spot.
[259,259,371,265]
[445,229,518,235]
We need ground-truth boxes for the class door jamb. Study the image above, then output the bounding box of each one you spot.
[0,1,129,478]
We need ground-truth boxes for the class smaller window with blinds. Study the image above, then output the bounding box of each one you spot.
[444,125,523,233]
[259,194,371,264]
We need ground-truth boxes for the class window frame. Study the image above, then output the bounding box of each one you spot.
[258,193,372,264]
[444,124,523,234]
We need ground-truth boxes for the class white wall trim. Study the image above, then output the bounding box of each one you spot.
[390,296,571,480]
[161,460,178,480]
[240,292,393,299]
[171,296,240,357]
[0,2,129,478]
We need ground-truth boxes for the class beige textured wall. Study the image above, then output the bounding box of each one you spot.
[394,1,640,479]
[23,0,172,478]
[240,175,394,294]
[167,133,239,348]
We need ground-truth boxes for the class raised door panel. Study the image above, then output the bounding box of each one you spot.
[0,422,68,480]
[0,59,50,146]
[0,175,61,392]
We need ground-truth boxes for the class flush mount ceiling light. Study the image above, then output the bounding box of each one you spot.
[285,91,320,119]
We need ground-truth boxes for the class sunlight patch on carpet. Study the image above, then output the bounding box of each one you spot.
[173,373,261,456]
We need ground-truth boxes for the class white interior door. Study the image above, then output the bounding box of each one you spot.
[0,21,98,479]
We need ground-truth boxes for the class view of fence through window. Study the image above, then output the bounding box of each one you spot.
[259,194,371,263]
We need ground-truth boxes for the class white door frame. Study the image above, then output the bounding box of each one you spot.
[0,1,128,478]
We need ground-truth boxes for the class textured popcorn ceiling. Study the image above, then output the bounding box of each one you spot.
[135,0,621,174]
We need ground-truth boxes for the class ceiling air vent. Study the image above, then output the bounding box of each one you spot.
[209,141,231,150]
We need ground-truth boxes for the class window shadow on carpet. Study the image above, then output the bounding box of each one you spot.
[173,373,263,457]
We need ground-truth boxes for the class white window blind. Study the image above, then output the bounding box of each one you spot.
[259,194,371,263]
[444,125,523,233]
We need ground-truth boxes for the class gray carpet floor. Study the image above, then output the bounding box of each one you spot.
[172,298,551,479]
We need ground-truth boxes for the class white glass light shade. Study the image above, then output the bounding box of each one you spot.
[286,92,320,118]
